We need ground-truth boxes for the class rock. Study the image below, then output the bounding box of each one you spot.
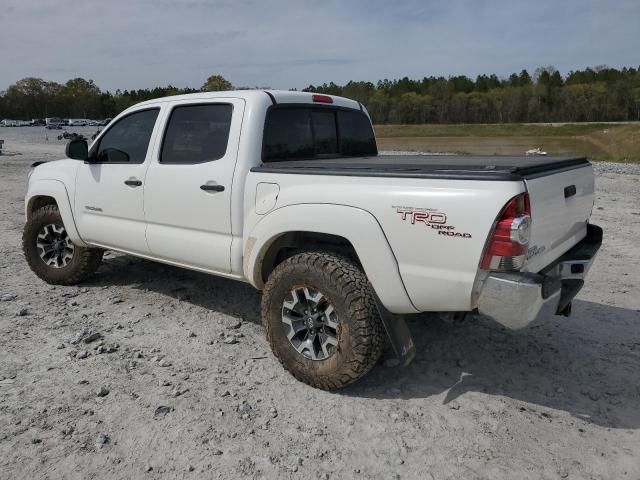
[269,407,278,418]
[144,465,153,473]
[226,318,242,329]
[159,379,172,387]
[76,350,89,359]
[158,359,172,368]
[111,297,124,304]
[187,331,197,338]
[96,433,109,446]
[71,329,90,345]
[31,438,42,444]
[56,343,65,349]
[221,390,231,397]
[1,294,17,301]
[212,449,223,456]
[83,332,102,344]
[238,401,251,414]
[97,386,110,397]
[223,336,238,345]
[16,308,29,317]
[187,465,194,472]
[154,405,173,418]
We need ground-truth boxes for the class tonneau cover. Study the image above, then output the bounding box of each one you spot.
[252,155,590,181]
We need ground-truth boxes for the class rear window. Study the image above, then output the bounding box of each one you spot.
[263,107,376,162]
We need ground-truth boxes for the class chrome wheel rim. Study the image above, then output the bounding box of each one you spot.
[36,223,74,268]
[281,286,339,361]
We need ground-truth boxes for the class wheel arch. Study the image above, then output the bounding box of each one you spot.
[244,204,418,314]
[25,179,88,247]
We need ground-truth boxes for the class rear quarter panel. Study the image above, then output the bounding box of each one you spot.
[245,171,524,312]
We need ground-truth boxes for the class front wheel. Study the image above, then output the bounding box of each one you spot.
[23,205,103,285]
[261,252,385,390]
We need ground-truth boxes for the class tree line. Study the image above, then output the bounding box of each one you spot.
[1,67,639,124]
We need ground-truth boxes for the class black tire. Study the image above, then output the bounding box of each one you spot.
[261,252,385,390]
[23,205,103,285]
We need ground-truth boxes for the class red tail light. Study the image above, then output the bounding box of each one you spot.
[481,193,531,271]
[312,94,333,104]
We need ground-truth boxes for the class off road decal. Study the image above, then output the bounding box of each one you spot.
[393,206,472,238]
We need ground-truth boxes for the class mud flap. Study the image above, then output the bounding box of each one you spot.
[372,291,416,367]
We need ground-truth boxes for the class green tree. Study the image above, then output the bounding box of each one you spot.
[201,75,233,92]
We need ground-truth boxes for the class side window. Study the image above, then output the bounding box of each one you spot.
[95,109,159,164]
[160,104,233,164]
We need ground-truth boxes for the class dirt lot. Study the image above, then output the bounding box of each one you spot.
[1,136,639,480]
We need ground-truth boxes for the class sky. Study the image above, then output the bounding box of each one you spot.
[1,0,639,92]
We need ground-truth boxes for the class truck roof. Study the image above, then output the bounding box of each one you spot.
[133,89,362,110]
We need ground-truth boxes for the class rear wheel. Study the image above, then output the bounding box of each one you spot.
[23,205,103,285]
[261,252,385,390]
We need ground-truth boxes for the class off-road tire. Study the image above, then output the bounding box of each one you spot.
[262,252,385,390]
[23,205,103,285]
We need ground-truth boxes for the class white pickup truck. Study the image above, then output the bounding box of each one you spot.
[23,90,602,389]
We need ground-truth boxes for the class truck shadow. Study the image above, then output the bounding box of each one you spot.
[355,300,640,430]
[90,254,640,430]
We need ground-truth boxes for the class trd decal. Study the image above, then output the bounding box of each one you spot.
[393,206,472,239]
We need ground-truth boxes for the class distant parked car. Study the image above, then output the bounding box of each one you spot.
[45,117,66,128]
[68,119,90,127]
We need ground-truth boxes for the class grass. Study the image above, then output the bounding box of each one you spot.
[373,123,640,163]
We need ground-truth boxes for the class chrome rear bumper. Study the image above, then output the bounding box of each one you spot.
[477,224,602,330]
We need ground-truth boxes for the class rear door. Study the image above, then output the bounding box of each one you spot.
[143,98,245,273]
[523,164,595,272]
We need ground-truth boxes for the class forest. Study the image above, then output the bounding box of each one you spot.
[1,67,639,124]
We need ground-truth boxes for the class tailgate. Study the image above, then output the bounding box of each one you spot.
[523,164,595,273]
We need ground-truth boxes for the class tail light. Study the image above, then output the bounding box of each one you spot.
[481,193,531,271]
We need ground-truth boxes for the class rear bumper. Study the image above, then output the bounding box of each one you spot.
[477,223,602,329]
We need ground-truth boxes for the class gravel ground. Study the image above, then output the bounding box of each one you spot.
[1,136,639,479]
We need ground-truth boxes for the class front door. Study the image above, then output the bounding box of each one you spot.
[74,107,161,253]
[143,99,245,273]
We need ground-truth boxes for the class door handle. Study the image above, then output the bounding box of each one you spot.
[124,179,143,187]
[200,184,225,192]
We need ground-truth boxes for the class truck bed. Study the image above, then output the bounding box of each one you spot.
[251,155,590,181]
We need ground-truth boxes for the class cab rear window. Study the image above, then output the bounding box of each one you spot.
[263,107,377,162]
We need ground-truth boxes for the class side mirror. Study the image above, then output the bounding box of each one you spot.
[65,138,88,161]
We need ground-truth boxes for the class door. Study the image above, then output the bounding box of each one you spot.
[75,107,161,253]
[143,99,245,273]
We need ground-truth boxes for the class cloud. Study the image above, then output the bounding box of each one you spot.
[0,0,638,91]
